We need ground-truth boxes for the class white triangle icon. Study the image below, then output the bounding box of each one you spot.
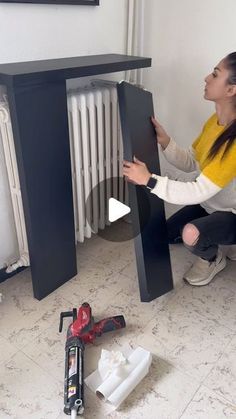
[108,198,131,222]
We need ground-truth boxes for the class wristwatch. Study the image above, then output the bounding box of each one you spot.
[146,174,158,190]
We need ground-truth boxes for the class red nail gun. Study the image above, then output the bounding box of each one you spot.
[59,302,126,418]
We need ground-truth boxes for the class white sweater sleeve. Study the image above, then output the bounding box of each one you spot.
[161,138,197,172]
[150,173,221,205]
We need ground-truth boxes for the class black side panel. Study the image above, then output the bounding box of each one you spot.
[7,81,77,300]
[117,81,173,302]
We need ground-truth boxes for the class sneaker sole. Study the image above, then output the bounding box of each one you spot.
[227,255,236,261]
[184,256,227,286]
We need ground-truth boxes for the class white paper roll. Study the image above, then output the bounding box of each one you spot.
[85,346,152,410]
[108,351,152,407]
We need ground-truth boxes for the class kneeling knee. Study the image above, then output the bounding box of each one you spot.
[182,223,200,246]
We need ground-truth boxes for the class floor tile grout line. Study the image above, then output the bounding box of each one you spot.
[100,286,179,326]
[107,274,235,348]
[200,331,236,390]
[67,271,139,302]
[0,330,41,354]
[128,311,235,387]
[2,236,236,417]
[76,252,133,278]
[9,274,130,354]
[3,278,235,358]
[0,334,20,365]
[17,285,126,354]
[77,240,134,255]
[189,381,236,410]
[14,294,78,353]
[133,327,222,387]
[150,358,205,419]
[102,272,236,391]
[121,320,215,385]
[156,282,236,335]
[201,380,236,406]
[3,344,60,384]
[9,333,235,418]
[18,347,64,388]
[177,381,202,419]
[157,291,236,335]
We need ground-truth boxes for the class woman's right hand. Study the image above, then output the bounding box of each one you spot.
[151,116,171,150]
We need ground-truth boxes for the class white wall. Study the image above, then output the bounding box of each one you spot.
[143,0,236,158]
[0,0,127,268]
[0,1,127,62]
[142,0,236,217]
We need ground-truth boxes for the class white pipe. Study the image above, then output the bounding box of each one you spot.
[127,0,134,54]
[136,0,145,86]
[139,0,145,56]
[125,0,145,85]
[125,0,135,81]
[131,0,138,83]
[6,253,30,273]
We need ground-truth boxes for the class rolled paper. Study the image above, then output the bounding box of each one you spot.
[108,350,152,407]
[85,346,152,410]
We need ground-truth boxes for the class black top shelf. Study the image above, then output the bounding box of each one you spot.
[0,53,151,87]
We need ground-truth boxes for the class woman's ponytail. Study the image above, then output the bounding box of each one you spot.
[208,52,236,161]
[208,119,236,161]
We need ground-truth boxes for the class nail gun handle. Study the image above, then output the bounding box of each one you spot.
[59,309,77,333]
[94,315,126,336]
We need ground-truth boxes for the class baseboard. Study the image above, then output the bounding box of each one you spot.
[0,266,27,284]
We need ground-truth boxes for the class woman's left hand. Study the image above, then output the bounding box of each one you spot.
[123,156,151,186]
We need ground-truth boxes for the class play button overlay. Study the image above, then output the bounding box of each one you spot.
[85,177,151,242]
[108,198,131,222]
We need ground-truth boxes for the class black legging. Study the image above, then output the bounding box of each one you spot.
[167,205,236,261]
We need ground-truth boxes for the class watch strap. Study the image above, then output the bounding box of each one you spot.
[146,174,158,190]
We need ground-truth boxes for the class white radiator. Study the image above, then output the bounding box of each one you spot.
[67,83,128,242]
[0,82,127,271]
[0,96,29,273]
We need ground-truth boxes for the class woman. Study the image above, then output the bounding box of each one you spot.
[123,52,236,286]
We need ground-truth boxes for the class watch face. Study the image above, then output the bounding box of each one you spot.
[147,177,157,189]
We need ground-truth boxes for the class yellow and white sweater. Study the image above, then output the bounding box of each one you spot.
[151,114,236,214]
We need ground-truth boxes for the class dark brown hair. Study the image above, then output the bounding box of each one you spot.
[208,52,236,161]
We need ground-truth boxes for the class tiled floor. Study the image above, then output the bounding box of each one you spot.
[1,220,236,419]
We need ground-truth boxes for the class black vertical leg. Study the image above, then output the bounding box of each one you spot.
[117,81,173,302]
[7,81,77,300]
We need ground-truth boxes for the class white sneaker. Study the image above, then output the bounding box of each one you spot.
[222,245,236,261]
[183,249,226,286]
